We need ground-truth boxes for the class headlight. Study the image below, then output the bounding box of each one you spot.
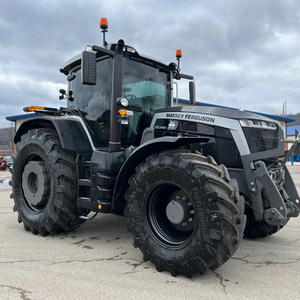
[239,119,277,130]
[240,119,279,153]
[116,97,129,107]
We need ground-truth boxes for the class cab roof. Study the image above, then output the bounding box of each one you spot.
[60,43,175,75]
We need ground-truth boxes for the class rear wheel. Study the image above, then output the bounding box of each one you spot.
[10,128,86,236]
[244,208,289,239]
[126,151,245,277]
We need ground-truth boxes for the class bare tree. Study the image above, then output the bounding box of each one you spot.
[4,122,15,154]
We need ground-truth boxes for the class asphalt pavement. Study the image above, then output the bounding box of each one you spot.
[1,165,300,300]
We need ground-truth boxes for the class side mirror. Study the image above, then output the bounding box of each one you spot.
[81,51,96,85]
[189,81,196,105]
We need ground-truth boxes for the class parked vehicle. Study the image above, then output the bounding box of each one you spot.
[4,155,13,169]
[8,18,300,277]
[0,156,7,171]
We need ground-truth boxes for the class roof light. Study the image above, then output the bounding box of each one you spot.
[176,49,182,70]
[176,49,182,59]
[23,106,58,113]
[23,106,45,112]
[100,18,108,48]
[100,18,108,30]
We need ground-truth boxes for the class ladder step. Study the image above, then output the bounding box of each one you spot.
[77,197,92,209]
[78,179,91,186]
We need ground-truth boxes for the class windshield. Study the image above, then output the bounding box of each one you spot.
[70,57,170,148]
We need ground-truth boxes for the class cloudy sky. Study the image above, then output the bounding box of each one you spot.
[1,0,300,127]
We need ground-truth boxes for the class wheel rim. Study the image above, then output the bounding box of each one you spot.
[21,159,50,212]
[146,183,196,248]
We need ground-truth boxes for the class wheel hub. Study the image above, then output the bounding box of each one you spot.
[22,161,49,207]
[147,185,196,246]
[166,199,190,224]
[165,191,195,231]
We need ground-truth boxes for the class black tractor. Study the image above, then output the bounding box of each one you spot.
[9,18,300,277]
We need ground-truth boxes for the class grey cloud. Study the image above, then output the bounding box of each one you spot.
[1,0,300,127]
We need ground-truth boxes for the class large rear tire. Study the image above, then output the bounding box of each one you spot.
[10,128,86,236]
[126,151,245,277]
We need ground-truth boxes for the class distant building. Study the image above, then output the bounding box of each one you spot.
[286,125,300,150]
[287,125,300,138]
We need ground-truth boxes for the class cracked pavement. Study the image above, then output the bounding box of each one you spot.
[1,167,300,299]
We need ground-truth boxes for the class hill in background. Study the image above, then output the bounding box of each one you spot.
[285,113,300,126]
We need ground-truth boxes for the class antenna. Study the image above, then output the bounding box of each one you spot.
[100,18,108,48]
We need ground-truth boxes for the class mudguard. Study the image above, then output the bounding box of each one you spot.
[112,135,209,212]
[14,117,92,155]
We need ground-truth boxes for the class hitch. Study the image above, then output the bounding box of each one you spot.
[252,160,300,226]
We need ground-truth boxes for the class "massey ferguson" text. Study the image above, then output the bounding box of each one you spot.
[166,113,215,123]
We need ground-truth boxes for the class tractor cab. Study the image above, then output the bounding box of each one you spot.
[61,47,172,149]
[59,18,195,152]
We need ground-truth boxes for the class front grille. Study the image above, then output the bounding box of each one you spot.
[243,127,279,153]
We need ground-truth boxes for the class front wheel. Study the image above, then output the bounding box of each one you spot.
[10,128,86,236]
[126,151,245,277]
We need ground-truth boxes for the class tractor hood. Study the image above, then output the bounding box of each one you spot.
[156,105,278,124]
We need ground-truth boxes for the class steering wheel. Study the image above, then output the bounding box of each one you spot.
[125,94,136,102]
[153,94,163,103]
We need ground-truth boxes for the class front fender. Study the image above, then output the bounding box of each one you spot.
[112,135,208,212]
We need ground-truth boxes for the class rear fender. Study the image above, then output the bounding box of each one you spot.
[14,117,92,155]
